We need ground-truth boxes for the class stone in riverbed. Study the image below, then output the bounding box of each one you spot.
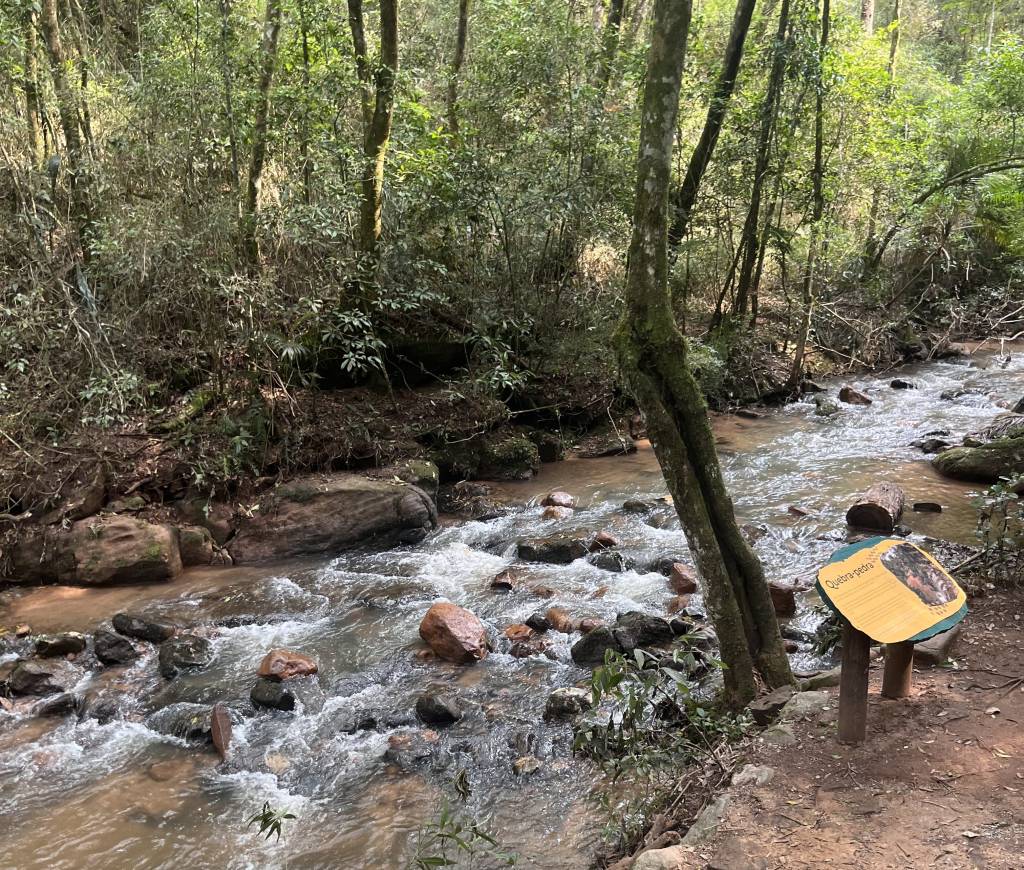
[588,550,633,572]
[913,502,943,513]
[34,633,87,657]
[256,649,318,681]
[545,607,575,633]
[541,491,575,509]
[839,386,872,406]
[112,613,177,643]
[415,689,463,726]
[250,677,296,711]
[932,436,1024,483]
[504,624,535,643]
[890,378,916,389]
[589,530,620,551]
[34,692,78,717]
[211,703,232,760]
[525,611,551,632]
[158,634,214,679]
[177,525,216,566]
[614,611,673,648]
[93,630,139,666]
[7,659,83,696]
[578,617,603,634]
[517,534,588,564]
[145,702,212,740]
[814,397,841,417]
[570,626,622,666]
[542,505,574,520]
[489,568,521,592]
[419,603,489,663]
[544,687,590,720]
[668,563,698,594]
[768,582,796,617]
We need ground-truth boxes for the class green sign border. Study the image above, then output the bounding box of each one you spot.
[815,536,968,643]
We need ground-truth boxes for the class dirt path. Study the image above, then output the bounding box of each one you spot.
[681,588,1024,870]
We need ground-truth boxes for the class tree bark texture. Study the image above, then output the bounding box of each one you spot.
[446,0,470,135]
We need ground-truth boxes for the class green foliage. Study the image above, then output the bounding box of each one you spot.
[246,801,297,842]
[407,798,517,869]
[973,476,1024,586]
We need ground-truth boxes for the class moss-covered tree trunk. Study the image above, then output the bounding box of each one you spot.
[615,0,793,709]
[242,0,283,264]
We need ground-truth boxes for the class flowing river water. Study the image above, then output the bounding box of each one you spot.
[1,346,1021,869]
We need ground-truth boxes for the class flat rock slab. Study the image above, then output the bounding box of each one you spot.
[228,473,437,563]
[780,690,832,723]
[682,793,731,844]
[914,625,962,667]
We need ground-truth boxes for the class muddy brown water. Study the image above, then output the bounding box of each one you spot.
[1,346,1021,869]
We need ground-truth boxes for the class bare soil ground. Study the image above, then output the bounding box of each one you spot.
[686,587,1024,869]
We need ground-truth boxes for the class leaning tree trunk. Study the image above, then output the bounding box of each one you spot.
[615,0,793,710]
[242,0,283,264]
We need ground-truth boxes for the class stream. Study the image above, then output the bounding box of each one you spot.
[1,346,1021,869]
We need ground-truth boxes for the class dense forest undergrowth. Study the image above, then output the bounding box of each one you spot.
[2,0,1023,531]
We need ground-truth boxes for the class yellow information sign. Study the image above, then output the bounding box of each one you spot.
[816,537,967,644]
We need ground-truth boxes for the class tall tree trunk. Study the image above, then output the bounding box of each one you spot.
[787,0,830,393]
[299,0,313,205]
[348,0,399,258]
[446,0,470,136]
[615,0,793,710]
[861,0,874,34]
[667,0,757,248]
[39,0,92,259]
[732,0,790,320]
[65,0,95,153]
[243,0,283,265]
[23,7,44,167]
[217,0,242,216]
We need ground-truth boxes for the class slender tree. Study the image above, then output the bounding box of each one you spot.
[243,0,283,264]
[861,0,874,34]
[446,0,470,136]
[616,0,793,709]
[667,0,757,248]
[787,0,830,393]
[22,4,44,167]
[348,0,399,258]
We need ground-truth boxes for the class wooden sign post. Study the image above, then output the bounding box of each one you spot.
[816,536,967,746]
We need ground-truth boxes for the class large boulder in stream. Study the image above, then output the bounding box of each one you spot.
[227,473,437,563]
[419,603,490,664]
[11,515,182,586]
[932,437,1024,483]
[6,659,84,696]
[158,635,215,679]
[517,533,589,564]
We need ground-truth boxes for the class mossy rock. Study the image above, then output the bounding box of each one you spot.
[932,436,1024,483]
[433,431,539,481]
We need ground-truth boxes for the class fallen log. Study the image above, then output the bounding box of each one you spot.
[845,482,905,532]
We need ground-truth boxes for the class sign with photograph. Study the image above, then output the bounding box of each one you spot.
[816,537,967,644]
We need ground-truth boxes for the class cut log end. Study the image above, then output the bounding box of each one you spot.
[845,482,905,533]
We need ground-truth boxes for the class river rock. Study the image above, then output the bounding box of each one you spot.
[112,613,177,643]
[158,634,214,679]
[913,502,942,513]
[525,611,551,632]
[250,677,296,711]
[973,412,1024,442]
[541,505,574,520]
[545,607,575,633]
[801,379,826,394]
[668,563,698,594]
[932,436,1024,483]
[415,689,463,726]
[589,530,620,551]
[614,611,673,648]
[839,386,872,406]
[178,525,216,567]
[588,550,633,572]
[544,687,591,720]
[541,491,575,509]
[570,626,622,666]
[174,498,235,545]
[34,632,87,657]
[34,692,78,717]
[384,730,440,769]
[747,684,796,726]
[578,617,603,634]
[257,649,318,681]
[890,378,916,389]
[228,473,437,563]
[768,582,796,617]
[8,659,83,696]
[912,437,951,454]
[11,515,182,586]
[813,397,840,417]
[211,703,232,760]
[517,534,588,564]
[145,702,212,740]
[489,568,522,592]
[634,845,692,870]
[513,755,543,776]
[418,603,489,664]
[93,630,139,666]
[504,624,535,643]
[622,499,655,514]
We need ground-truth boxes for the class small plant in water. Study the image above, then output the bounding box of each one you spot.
[408,798,517,868]
[246,801,297,842]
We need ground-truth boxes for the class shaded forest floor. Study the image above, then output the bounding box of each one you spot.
[679,587,1024,870]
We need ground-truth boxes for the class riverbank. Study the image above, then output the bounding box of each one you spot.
[620,584,1024,870]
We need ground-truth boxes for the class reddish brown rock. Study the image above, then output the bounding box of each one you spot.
[577,617,603,635]
[541,491,576,509]
[541,505,574,520]
[490,568,523,592]
[591,585,608,599]
[257,649,319,681]
[504,624,535,643]
[530,585,556,599]
[768,582,797,617]
[589,531,620,551]
[666,594,691,615]
[839,386,872,406]
[669,563,698,595]
[418,603,489,664]
[545,607,575,633]
[784,640,799,653]
[211,703,232,760]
